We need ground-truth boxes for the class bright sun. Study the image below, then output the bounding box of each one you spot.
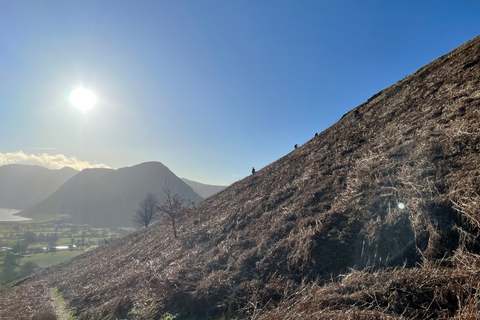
[69,88,97,112]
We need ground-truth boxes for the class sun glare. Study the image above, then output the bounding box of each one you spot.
[69,88,97,112]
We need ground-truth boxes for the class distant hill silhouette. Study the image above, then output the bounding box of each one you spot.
[4,36,480,319]
[0,164,78,210]
[181,178,226,198]
[21,162,203,227]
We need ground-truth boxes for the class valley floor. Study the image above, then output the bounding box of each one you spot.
[0,221,134,286]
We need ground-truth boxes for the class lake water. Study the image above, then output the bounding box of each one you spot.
[0,208,31,221]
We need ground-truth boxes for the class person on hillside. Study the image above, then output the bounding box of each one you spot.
[353,109,359,123]
[294,144,298,149]
[252,167,256,175]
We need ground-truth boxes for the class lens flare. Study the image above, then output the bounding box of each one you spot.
[69,88,97,112]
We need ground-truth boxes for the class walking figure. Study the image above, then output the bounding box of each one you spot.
[252,167,256,175]
[294,144,298,149]
[353,109,359,123]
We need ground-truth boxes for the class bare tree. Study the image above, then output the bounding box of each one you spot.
[157,183,192,238]
[132,193,159,228]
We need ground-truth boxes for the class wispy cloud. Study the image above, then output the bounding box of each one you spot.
[0,151,110,171]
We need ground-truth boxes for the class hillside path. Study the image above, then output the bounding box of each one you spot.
[47,287,70,320]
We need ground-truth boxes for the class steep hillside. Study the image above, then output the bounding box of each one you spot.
[2,35,480,319]
[21,162,203,227]
[0,164,78,210]
[181,178,227,198]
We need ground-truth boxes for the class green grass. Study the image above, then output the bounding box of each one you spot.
[86,237,104,244]
[56,238,76,246]
[0,222,133,272]
[26,244,46,250]
[0,239,19,246]
[119,227,135,232]
[20,250,85,268]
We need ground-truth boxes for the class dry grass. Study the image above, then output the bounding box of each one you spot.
[0,279,54,319]
[2,35,480,319]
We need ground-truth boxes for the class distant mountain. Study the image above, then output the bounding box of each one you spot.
[181,178,227,198]
[0,164,78,210]
[21,162,203,227]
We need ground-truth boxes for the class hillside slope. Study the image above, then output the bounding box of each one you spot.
[0,164,78,210]
[3,35,480,319]
[21,162,203,227]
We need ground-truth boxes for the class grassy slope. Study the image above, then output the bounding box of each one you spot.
[2,35,480,319]
[20,251,85,269]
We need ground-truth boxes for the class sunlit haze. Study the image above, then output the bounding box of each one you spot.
[1,1,480,185]
[69,88,97,112]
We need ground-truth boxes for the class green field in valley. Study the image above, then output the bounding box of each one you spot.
[0,221,134,285]
[20,250,86,268]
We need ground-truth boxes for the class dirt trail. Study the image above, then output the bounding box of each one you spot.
[47,288,70,320]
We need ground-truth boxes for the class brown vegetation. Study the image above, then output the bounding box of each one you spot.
[2,35,480,319]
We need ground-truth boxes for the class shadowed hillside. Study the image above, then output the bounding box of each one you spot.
[181,178,227,198]
[3,35,480,319]
[21,162,203,227]
[0,164,78,210]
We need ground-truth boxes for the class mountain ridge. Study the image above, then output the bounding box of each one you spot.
[21,161,203,227]
[0,164,78,210]
[181,178,227,199]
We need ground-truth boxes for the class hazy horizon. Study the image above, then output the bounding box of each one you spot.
[0,160,228,187]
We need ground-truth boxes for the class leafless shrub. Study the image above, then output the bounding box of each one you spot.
[132,193,159,228]
[157,183,193,238]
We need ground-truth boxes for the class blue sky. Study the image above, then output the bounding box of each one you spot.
[1,1,480,185]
